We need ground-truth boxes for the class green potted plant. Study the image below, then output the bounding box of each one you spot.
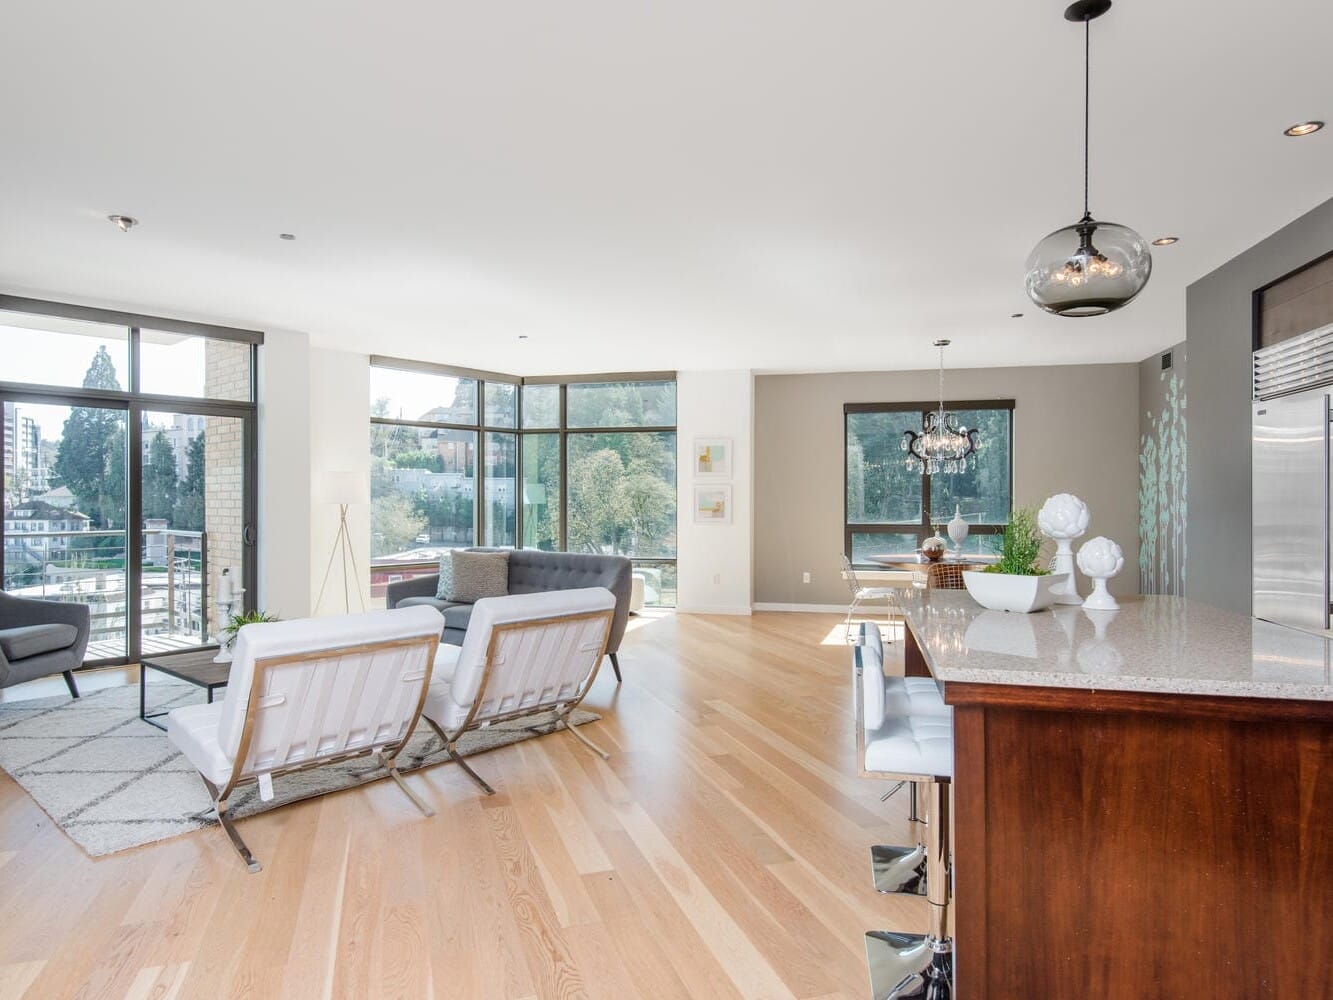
[218,609,280,662]
[962,508,1070,613]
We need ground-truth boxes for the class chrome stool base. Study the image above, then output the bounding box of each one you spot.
[871,843,928,896]
[865,931,953,1000]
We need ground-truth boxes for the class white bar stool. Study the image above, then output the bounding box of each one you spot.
[858,622,949,893]
[855,621,954,999]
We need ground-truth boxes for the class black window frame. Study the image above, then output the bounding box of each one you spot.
[843,399,1015,566]
[0,294,261,668]
[369,359,678,601]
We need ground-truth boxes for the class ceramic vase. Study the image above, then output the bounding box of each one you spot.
[1038,493,1091,606]
[947,505,969,554]
[1077,536,1124,611]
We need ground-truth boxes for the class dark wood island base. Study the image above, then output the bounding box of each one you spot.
[904,625,1333,998]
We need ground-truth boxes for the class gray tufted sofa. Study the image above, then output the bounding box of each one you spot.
[384,549,634,681]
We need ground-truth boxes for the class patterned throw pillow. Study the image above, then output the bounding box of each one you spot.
[434,551,456,601]
[446,550,511,602]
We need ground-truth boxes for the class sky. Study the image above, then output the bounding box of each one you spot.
[1,319,213,441]
[369,365,482,424]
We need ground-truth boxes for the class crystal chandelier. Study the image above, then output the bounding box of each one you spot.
[1024,0,1151,317]
[902,340,978,475]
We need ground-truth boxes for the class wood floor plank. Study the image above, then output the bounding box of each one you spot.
[121,961,190,1000]
[596,829,749,1000]
[610,800,795,1000]
[0,960,44,999]
[486,803,589,999]
[0,612,898,998]
[579,870,696,1000]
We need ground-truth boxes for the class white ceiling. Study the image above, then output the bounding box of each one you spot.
[1,1,1331,375]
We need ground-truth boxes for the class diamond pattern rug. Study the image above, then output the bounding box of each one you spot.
[0,682,599,858]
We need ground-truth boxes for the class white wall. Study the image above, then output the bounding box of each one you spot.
[256,329,312,618]
[308,347,371,615]
[675,370,753,614]
[256,335,371,618]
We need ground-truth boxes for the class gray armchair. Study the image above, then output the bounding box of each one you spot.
[0,591,91,698]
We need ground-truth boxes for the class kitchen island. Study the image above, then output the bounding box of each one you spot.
[897,591,1333,998]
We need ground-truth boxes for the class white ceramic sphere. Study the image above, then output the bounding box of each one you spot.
[1076,536,1124,579]
[1037,493,1090,540]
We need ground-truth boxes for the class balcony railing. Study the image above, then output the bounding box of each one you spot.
[2,527,212,660]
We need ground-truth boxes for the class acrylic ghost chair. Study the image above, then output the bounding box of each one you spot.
[167,605,444,873]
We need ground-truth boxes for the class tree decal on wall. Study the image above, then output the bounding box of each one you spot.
[1138,370,1186,595]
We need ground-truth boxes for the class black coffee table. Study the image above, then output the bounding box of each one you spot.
[139,648,231,731]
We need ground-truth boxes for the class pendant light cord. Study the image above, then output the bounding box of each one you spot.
[937,343,945,416]
[1083,16,1091,218]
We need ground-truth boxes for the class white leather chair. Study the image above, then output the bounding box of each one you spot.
[167,605,444,873]
[421,587,615,795]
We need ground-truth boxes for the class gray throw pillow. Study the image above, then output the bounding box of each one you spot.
[447,550,510,602]
[434,551,456,601]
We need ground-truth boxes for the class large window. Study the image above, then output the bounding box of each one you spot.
[845,401,1013,566]
[0,296,259,666]
[370,365,676,606]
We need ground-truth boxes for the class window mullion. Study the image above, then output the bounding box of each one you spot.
[558,385,568,551]
[128,327,141,395]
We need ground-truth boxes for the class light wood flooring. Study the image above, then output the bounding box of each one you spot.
[0,611,924,999]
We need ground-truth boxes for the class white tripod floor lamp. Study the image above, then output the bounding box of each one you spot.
[315,470,369,615]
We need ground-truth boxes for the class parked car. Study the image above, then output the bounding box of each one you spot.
[414,533,431,544]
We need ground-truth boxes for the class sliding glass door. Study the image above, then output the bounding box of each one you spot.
[3,398,130,659]
[0,297,260,667]
[138,410,250,656]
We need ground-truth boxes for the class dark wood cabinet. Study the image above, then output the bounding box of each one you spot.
[905,626,1333,998]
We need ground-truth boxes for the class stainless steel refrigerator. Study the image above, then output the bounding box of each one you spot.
[1252,326,1333,632]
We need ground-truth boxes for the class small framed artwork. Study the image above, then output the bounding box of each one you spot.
[694,485,732,524]
[693,438,732,479]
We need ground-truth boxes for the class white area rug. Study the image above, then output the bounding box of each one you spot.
[0,682,598,858]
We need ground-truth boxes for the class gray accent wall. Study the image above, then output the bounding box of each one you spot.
[1185,195,1333,613]
[753,364,1140,607]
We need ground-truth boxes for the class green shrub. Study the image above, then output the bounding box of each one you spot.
[221,609,281,648]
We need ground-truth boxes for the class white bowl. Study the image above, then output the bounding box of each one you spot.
[962,571,1070,614]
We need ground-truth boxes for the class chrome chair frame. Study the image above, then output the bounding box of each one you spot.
[201,632,440,873]
[422,608,615,796]
[841,554,901,644]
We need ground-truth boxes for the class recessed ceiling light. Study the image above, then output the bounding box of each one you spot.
[1010,313,1024,318]
[1284,120,1324,137]
[1151,236,1179,246]
[107,214,138,232]
[518,335,529,340]
[278,233,296,241]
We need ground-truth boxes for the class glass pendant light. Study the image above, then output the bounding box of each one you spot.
[902,340,978,475]
[1025,0,1151,317]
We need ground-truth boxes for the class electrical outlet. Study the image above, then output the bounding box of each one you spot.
[802,571,812,584]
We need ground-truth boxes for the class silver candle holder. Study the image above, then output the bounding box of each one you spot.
[213,569,245,664]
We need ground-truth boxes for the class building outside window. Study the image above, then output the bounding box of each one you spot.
[844,402,1013,565]
[0,297,259,665]
[370,361,677,606]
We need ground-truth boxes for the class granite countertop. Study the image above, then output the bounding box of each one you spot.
[898,591,1333,701]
